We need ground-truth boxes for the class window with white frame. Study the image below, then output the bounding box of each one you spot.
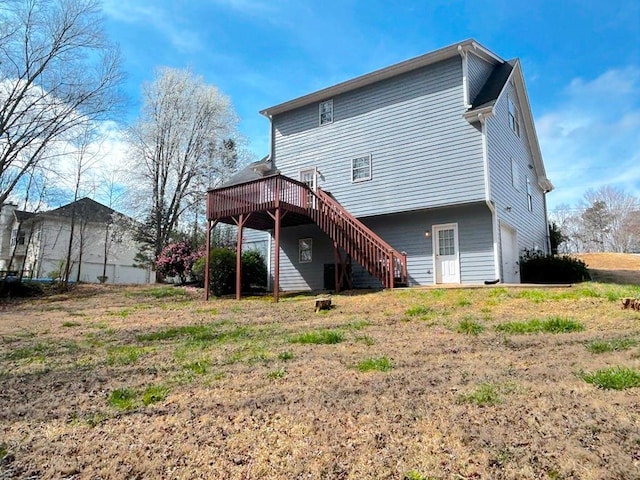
[319,100,333,125]
[508,97,520,137]
[351,154,372,182]
[10,228,24,247]
[299,238,312,263]
[526,177,533,211]
[511,158,520,191]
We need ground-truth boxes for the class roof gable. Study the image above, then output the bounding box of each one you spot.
[260,39,503,117]
[45,198,117,223]
[465,61,553,192]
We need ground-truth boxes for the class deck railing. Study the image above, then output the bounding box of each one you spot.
[207,174,408,288]
[207,175,309,219]
[310,188,407,288]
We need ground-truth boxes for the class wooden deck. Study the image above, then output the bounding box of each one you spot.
[205,174,408,301]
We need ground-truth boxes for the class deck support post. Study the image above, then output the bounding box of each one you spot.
[388,249,394,289]
[235,214,244,300]
[273,176,281,302]
[232,214,252,300]
[333,242,341,293]
[205,220,211,301]
[204,219,218,301]
[273,207,281,302]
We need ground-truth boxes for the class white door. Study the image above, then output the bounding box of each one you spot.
[500,223,520,283]
[299,168,317,207]
[433,223,460,284]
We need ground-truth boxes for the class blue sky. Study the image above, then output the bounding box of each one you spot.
[101,0,640,211]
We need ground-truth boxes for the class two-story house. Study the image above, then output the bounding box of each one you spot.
[206,39,553,299]
[0,198,152,284]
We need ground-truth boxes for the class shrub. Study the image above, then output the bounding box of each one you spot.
[0,280,44,299]
[155,242,200,284]
[192,247,236,296]
[192,248,267,296]
[241,249,267,292]
[519,250,590,284]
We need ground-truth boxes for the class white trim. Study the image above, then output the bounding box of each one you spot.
[493,62,553,192]
[458,46,471,109]
[432,222,461,284]
[319,99,333,126]
[351,154,372,182]
[298,238,312,264]
[260,39,503,117]
[499,221,520,283]
[479,115,501,280]
[299,167,317,190]
[508,95,521,137]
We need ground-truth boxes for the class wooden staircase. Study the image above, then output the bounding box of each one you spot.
[307,187,407,289]
[207,174,408,290]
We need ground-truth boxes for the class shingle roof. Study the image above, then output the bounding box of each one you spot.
[14,210,34,222]
[46,198,116,223]
[217,156,276,189]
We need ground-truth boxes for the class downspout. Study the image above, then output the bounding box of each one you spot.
[543,190,552,254]
[478,112,501,281]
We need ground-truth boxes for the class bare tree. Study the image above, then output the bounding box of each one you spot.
[97,168,127,282]
[0,0,123,216]
[581,186,639,252]
[127,67,238,280]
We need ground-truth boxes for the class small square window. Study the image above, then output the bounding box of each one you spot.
[319,100,333,125]
[299,238,312,263]
[351,154,372,182]
[508,97,520,137]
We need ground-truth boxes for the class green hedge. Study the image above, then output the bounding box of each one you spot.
[519,250,590,284]
[192,248,267,296]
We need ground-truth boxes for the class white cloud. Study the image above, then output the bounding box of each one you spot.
[102,1,201,52]
[538,67,640,210]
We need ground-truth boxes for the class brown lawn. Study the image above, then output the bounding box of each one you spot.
[575,252,640,285]
[1,278,640,479]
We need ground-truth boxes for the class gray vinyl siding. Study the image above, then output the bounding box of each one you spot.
[486,81,549,258]
[467,53,496,104]
[269,204,495,291]
[272,56,486,217]
[268,224,335,292]
[355,204,495,286]
[242,228,269,258]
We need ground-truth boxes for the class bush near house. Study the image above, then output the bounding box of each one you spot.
[519,249,590,284]
[156,242,201,285]
[192,248,267,296]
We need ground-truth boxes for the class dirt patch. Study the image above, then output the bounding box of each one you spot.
[575,253,640,285]
[1,284,640,479]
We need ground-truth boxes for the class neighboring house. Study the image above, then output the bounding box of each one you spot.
[0,198,152,284]
[206,39,553,297]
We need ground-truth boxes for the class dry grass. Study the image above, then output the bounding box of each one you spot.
[1,282,640,479]
[575,252,640,284]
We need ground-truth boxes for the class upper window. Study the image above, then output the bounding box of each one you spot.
[299,238,312,263]
[526,177,533,211]
[319,99,333,125]
[508,97,520,137]
[10,228,25,247]
[351,154,372,182]
[511,158,520,191]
